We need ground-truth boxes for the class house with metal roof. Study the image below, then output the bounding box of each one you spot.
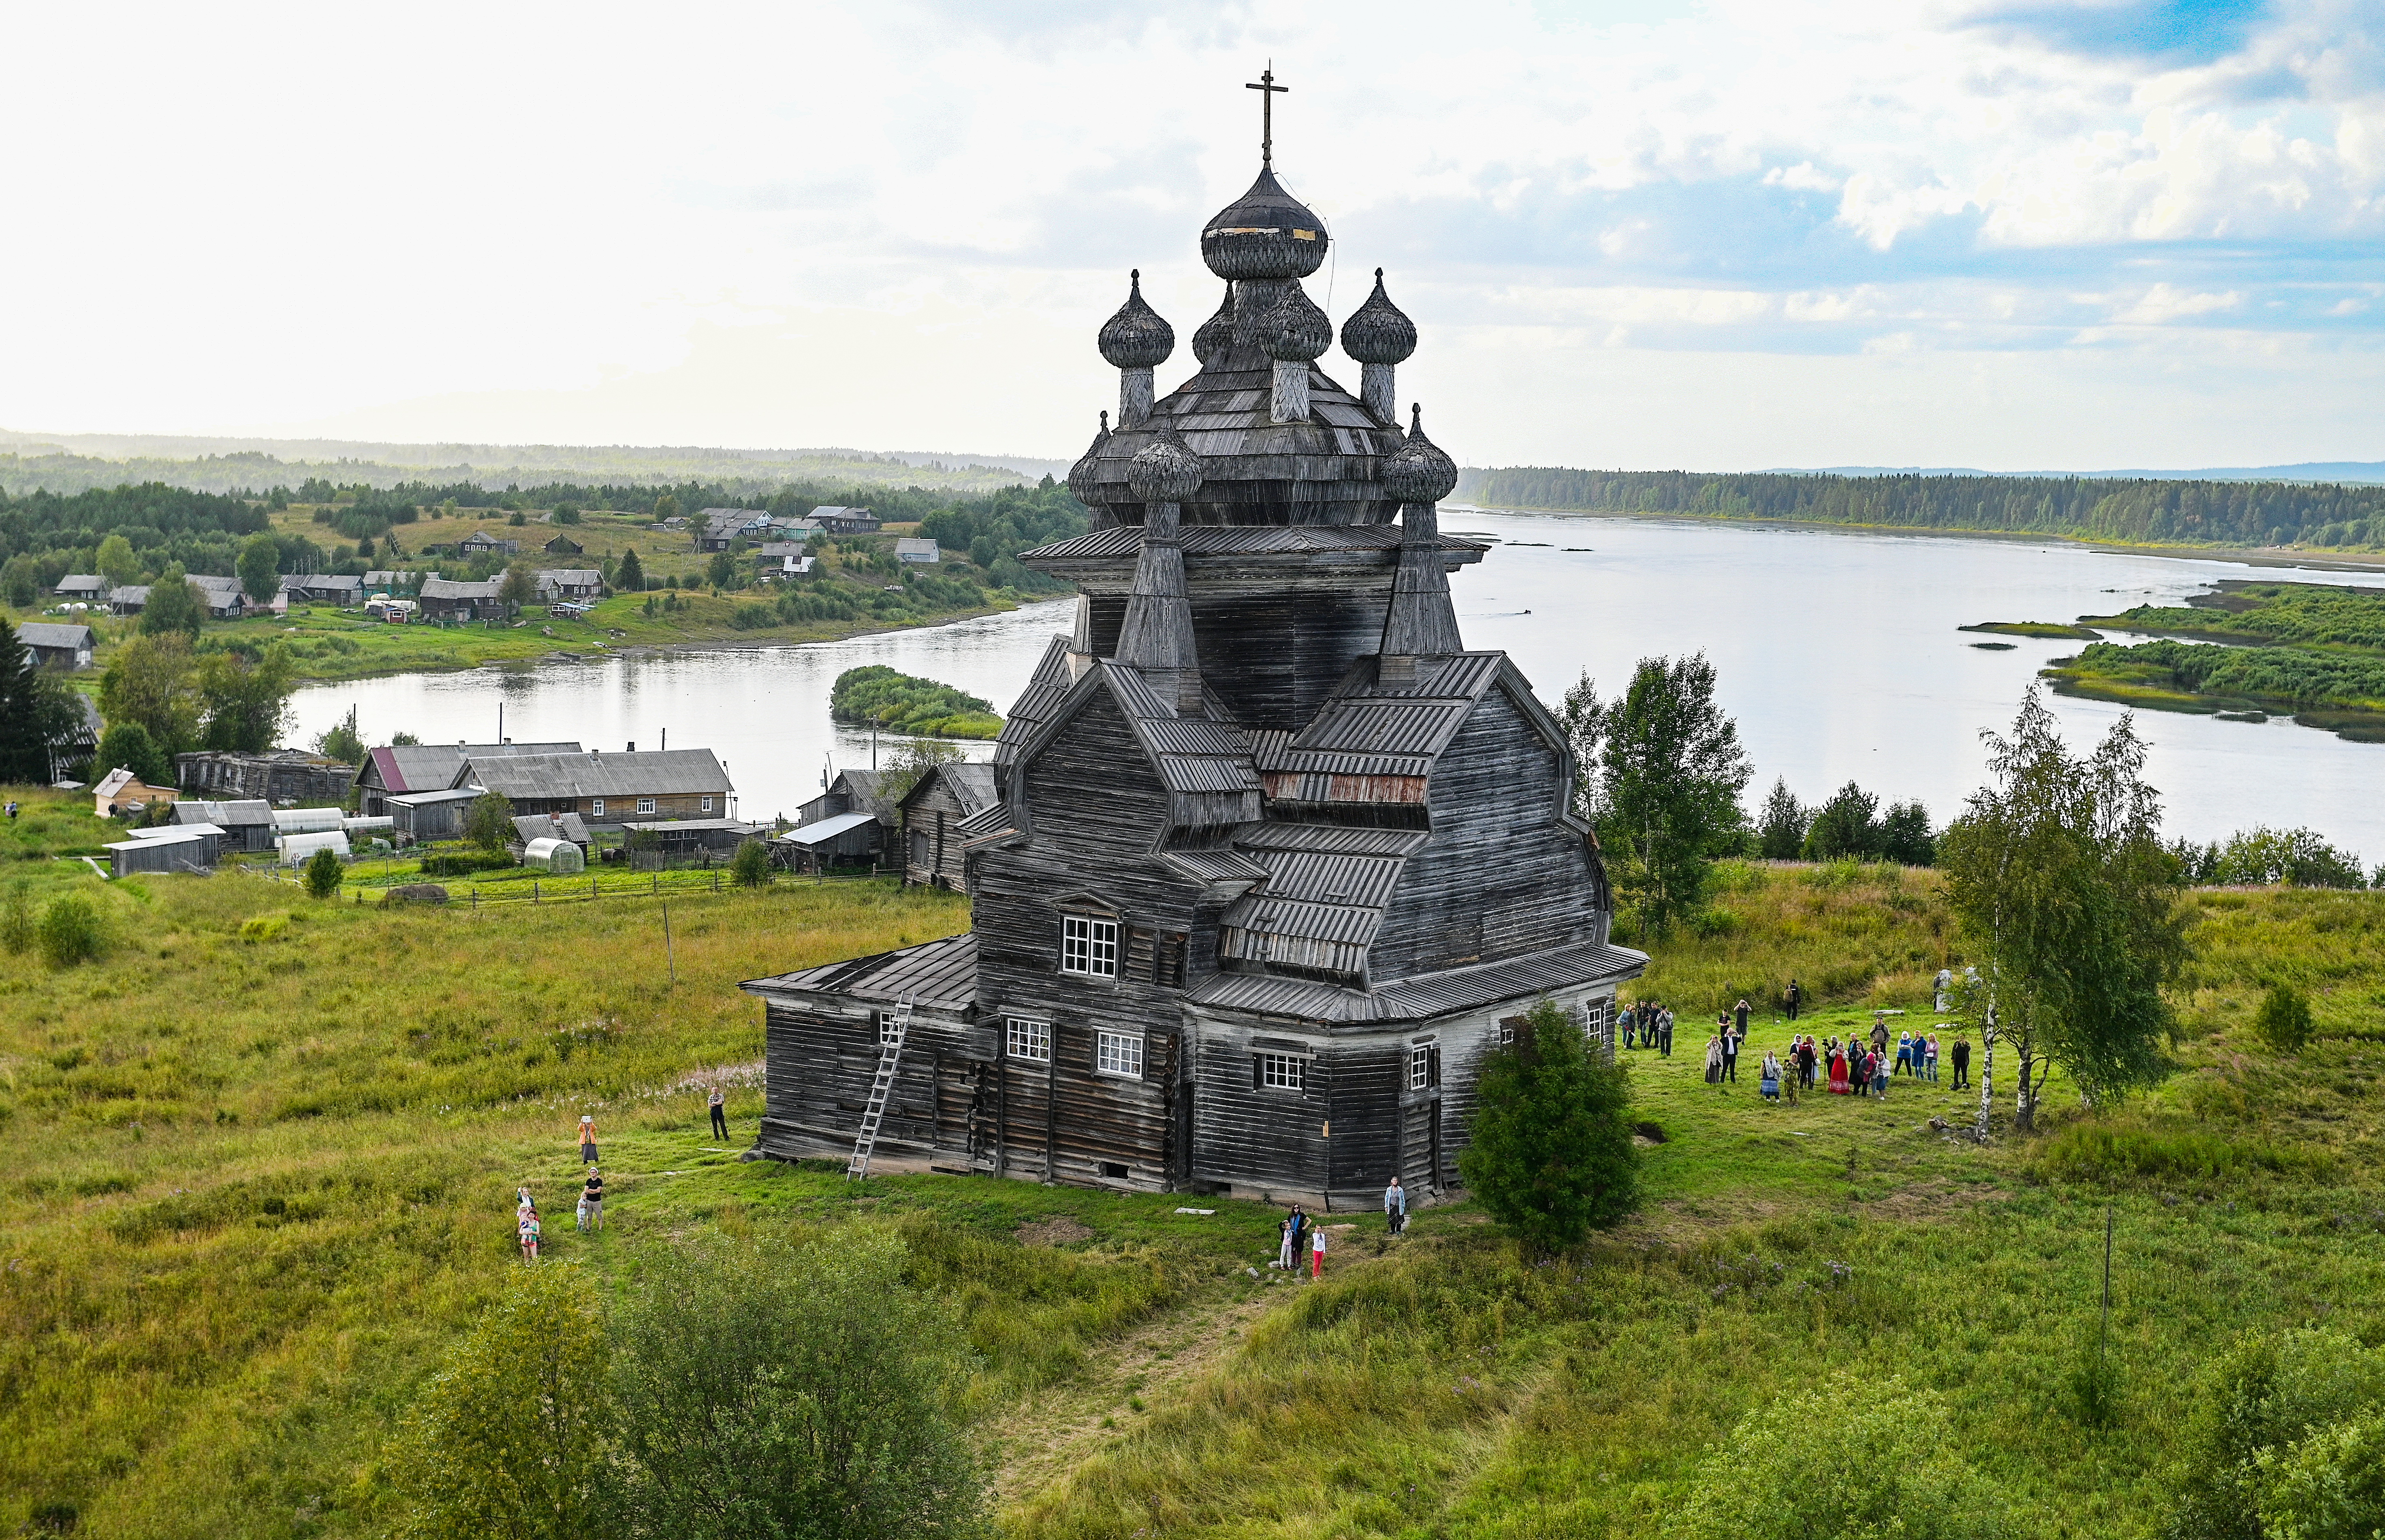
[740,128,1642,1206]
[417,577,505,622]
[895,537,941,564]
[17,622,96,670]
[190,574,249,618]
[808,505,881,534]
[695,507,772,552]
[462,748,733,825]
[281,574,365,606]
[172,798,277,852]
[357,740,583,815]
[457,532,520,557]
[534,568,602,603]
[107,585,151,615]
[55,574,109,602]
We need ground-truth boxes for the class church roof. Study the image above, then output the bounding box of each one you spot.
[1188,938,1646,1024]
[743,932,978,1010]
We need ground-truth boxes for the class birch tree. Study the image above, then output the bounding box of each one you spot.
[1939,689,2188,1135]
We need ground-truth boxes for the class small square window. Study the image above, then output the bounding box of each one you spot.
[590,798,605,816]
[1097,1030,1143,1078]
[637,797,657,814]
[1061,915,1119,978]
[877,1010,903,1045]
[700,796,714,813]
[1409,1045,1433,1092]
[1256,1053,1305,1091]
[1007,1017,1051,1063]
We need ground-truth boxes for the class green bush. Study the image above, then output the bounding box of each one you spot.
[730,837,771,888]
[36,892,105,967]
[2255,983,2315,1051]
[302,846,344,900]
[418,850,516,877]
[1457,997,1639,1256]
[0,883,32,955]
[2166,1330,2385,1540]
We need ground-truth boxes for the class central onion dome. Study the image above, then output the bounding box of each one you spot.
[1191,283,1236,365]
[1200,167,1329,280]
[1259,282,1332,363]
[1340,269,1418,365]
[1097,270,1175,369]
[1380,405,1459,505]
[1126,430,1205,505]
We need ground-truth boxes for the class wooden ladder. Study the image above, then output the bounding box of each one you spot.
[847,994,914,1180]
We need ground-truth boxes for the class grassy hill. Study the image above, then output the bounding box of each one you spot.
[6,789,2384,1537]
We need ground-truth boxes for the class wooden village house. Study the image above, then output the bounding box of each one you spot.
[357,741,583,816]
[900,761,996,891]
[462,748,733,827]
[740,133,1646,1209]
[17,622,96,670]
[176,749,355,806]
[417,577,506,622]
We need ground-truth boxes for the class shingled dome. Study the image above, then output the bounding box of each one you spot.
[1126,431,1205,504]
[1200,167,1329,280]
[1097,271,1175,369]
[1191,284,1237,365]
[1381,405,1459,505]
[1259,282,1333,363]
[1066,413,1111,507]
[1340,269,1417,365]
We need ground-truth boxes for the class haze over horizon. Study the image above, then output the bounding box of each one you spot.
[4,0,2378,473]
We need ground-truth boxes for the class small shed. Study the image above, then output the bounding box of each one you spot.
[276,830,351,867]
[774,811,880,871]
[543,534,585,555]
[388,787,485,842]
[92,767,177,818]
[895,538,940,565]
[523,836,586,873]
[108,827,219,876]
[512,811,593,853]
[618,818,758,857]
[173,799,275,852]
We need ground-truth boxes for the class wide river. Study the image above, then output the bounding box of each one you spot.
[288,511,2385,861]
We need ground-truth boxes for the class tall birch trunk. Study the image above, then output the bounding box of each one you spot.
[1974,1008,1996,1142]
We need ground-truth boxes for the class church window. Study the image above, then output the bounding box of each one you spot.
[1255,1053,1305,1091]
[878,1010,903,1045]
[1006,1017,1051,1063]
[1097,1031,1144,1078]
[1409,1042,1439,1091]
[1061,915,1119,978]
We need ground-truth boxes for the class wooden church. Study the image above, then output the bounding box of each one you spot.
[742,98,1647,1209]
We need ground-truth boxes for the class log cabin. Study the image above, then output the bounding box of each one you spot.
[899,762,997,891]
[742,122,1646,1210]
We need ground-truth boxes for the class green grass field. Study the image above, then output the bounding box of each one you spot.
[7,787,2385,1537]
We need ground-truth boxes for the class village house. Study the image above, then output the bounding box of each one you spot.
[695,507,772,552]
[92,766,178,818]
[171,799,277,853]
[17,622,96,670]
[809,505,882,535]
[176,749,356,806]
[355,740,582,815]
[461,747,733,826]
[895,537,941,565]
[417,577,506,622]
[55,574,109,602]
[363,569,428,594]
[899,761,996,891]
[107,585,150,616]
[281,574,365,607]
[740,139,1644,1205]
[542,534,584,555]
[754,542,814,577]
[535,568,603,603]
[457,531,520,557]
[190,575,248,619]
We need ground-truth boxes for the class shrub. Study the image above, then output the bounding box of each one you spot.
[302,846,344,899]
[0,883,32,955]
[1457,997,1639,1256]
[237,915,288,943]
[2254,983,2315,1052]
[730,837,772,888]
[2166,1330,2385,1540]
[464,790,513,853]
[37,892,105,967]
[418,850,515,877]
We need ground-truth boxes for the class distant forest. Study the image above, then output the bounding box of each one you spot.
[1455,467,2385,549]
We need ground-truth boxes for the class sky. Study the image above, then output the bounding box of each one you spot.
[2,0,2380,471]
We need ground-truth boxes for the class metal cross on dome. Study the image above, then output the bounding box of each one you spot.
[1246,66,1287,167]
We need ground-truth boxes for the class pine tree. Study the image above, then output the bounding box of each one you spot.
[616,548,646,593]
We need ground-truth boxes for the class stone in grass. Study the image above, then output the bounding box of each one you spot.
[384,883,450,906]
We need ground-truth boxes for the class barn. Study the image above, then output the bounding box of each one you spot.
[740,137,1644,1208]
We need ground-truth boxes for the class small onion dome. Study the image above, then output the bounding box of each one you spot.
[1381,404,1459,504]
[1200,167,1329,281]
[1066,412,1111,507]
[1340,269,1417,365]
[1126,430,1204,505]
[1097,270,1174,369]
[1258,281,1332,364]
[1191,283,1236,365]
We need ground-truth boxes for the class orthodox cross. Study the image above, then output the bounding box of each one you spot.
[1246,66,1287,167]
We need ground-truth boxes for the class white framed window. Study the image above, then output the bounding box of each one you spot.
[1061,915,1119,978]
[877,1010,903,1044]
[1409,1044,1433,1091]
[1006,1016,1051,1063]
[700,796,714,813]
[590,798,605,816]
[637,797,657,814]
[1256,1053,1306,1091]
[1097,1030,1144,1078]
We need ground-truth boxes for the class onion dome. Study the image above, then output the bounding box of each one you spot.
[1200,167,1329,281]
[1191,283,1236,365]
[1340,269,1417,365]
[1097,271,1174,369]
[1380,404,1458,504]
[1066,412,1111,506]
[1126,430,1204,505]
[1258,281,1332,364]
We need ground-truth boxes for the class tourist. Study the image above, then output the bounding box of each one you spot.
[1872,1049,1891,1099]
[1659,1007,1675,1058]
[1797,1036,1817,1091]
[580,1168,604,1232]
[1734,998,1751,1037]
[1704,1032,1723,1085]
[1829,1040,1850,1095]
[1719,1014,1740,1083]
[1288,1205,1309,1262]
[1785,978,1803,1021]
[1311,1222,1328,1280]
[1870,1017,1892,1059]
[709,1085,728,1141]
[1896,1030,1913,1078]
[1952,1036,1973,1090]
[3,801,16,823]
[1384,1175,1407,1235]
[1275,1215,1296,1270]
[1925,1032,1941,1082]
[1620,1002,1637,1050]
[1759,1049,1782,1102]
[576,1113,598,1165]
[519,1202,541,1262]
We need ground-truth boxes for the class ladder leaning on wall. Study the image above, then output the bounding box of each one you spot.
[847,993,915,1180]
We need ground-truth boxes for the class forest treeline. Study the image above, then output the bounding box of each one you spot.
[1456,467,2385,548]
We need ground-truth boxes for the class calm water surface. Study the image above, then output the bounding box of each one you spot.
[286,514,2385,859]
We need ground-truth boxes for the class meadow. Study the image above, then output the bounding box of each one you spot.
[7,786,2385,1538]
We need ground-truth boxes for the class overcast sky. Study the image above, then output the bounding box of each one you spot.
[2,0,2378,470]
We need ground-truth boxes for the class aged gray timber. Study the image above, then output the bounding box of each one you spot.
[742,121,1645,1209]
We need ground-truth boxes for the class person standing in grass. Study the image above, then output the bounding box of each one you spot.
[576,1113,598,1165]
[1288,1205,1309,1263]
[1734,998,1751,1038]
[1384,1175,1407,1235]
[519,1202,541,1262]
[1618,1002,1635,1050]
[1659,1006,1675,1058]
[1925,1032,1941,1082]
[1723,1015,1742,1083]
[1801,1036,1818,1092]
[1759,1050,1781,1103]
[709,1085,728,1141]
[1310,1222,1328,1280]
[1952,1035,1972,1090]
[1872,1048,1891,1099]
[1785,978,1802,1021]
[1896,1030,1913,1078]
[580,1168,604,1232]
[1704,1032,1723,1086]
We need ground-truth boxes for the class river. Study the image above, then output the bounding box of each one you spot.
[286,512,2385,861]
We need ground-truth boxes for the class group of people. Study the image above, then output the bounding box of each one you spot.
[1266,1177,1414,1279]
[1693,1010,1977,1105]
[1617,1000,1678,1055]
